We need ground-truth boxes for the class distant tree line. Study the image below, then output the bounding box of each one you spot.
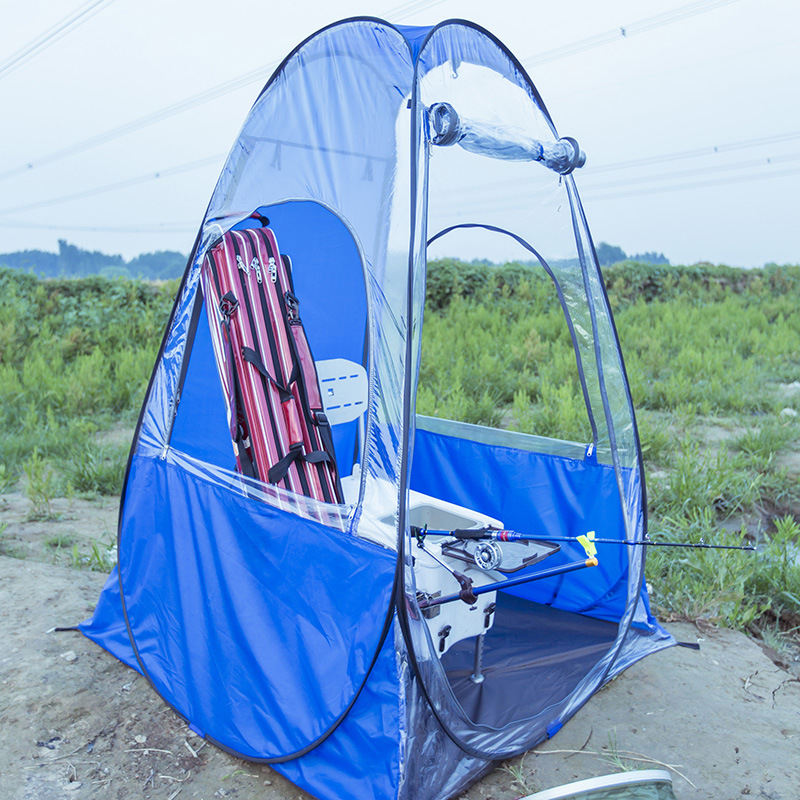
[521,242,669,268]
[2,239,666,281]
[469,242,669,270]
[593,242,670,267]
[0,239,187,280]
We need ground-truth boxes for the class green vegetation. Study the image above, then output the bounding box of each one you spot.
[0,265,176,499]
[0,257,798,648]
[421,257,800,640]
[71,536,117,572]
[420,259,594,440]
[22,448,61,520]
[65,443,130,496]
[596,241,669,266]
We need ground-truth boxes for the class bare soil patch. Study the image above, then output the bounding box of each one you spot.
[1,493,798,799]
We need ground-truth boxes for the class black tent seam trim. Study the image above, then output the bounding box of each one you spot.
[253,18,415,106]
[115,455,399,764]
[395,22,616,760]
[391,21,500,762]
[560,182,644,696]
[426,222,599,448]
[110,16,644,767]
[113,220,396,765]
[572,194,650,538]
[163,287,204,448]
[191,586,396,765]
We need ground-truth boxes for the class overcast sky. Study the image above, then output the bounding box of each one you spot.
[1,0,798,266]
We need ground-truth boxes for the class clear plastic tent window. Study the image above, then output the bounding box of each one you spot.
[81,17,674,800]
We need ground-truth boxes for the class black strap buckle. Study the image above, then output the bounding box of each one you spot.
[220,291,239,318]
[284,290,299,321]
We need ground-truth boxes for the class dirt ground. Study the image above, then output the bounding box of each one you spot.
[1,492,799,800]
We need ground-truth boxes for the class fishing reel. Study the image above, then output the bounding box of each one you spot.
[473,541,503,571]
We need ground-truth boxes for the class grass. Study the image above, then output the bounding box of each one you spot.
[0,266,171,512]
[501,754,536,795]
[645,511,768,627]
[23,448,61,520]
[733,417,799,460]
[0,464,16,495]
[70,536,117,572]
[44,532,77,549]
[600,731,636,773]
[2,261,799,641]
[420,259,800,637]
[647,437,762,520]
[65,444,129,496]
[0,266,174,482]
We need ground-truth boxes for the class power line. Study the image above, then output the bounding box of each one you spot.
[582,164,800,202]
[4,129,797,219]
[0,218,196,234]
[0,70,269,182]
[433,155,800,216]
[521,0,743,68]
[430,126,800,195]
[587,130,800,174]
[0,154,225,216]
[581,151,800,192]
[10,158,796,232]
[0,0,117,80]
[4,158,798,235]
[7,158,797,235]
[430,136,800,207]
[0,0,747,191]
[0,0,446,183]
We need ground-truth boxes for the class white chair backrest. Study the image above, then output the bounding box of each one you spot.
[315,359,368,426]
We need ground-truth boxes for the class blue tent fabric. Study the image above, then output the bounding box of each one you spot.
[410,425,637,622]
[169,307,235,469]
[117,454,395,759]
[81,16,676,800]
[79,567,141,675]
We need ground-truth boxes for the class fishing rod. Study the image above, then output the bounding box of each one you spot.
[415,555,600,610]
[412,526,756,552]
[413,526,599,609]
[414,533,483,605]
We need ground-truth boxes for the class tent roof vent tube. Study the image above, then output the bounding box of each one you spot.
[428,101,586,172]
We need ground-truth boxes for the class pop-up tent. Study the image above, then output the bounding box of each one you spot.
[81,17,675,800]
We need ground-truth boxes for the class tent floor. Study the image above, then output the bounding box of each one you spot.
[441,594,618,729]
